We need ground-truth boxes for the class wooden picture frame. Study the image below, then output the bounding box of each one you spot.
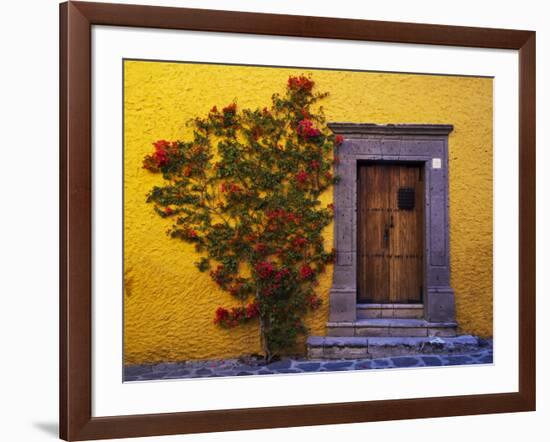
[59,1,536,440]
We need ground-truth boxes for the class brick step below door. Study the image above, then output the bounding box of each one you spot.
[326,318,457,337]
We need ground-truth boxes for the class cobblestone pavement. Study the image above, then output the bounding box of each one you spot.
[124,347,493,382]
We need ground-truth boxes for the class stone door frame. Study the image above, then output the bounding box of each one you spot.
[328,123,456,324]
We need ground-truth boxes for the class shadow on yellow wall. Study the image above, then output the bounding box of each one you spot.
[124,60,493,364]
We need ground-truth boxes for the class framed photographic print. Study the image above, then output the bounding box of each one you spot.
[60,1,536,440]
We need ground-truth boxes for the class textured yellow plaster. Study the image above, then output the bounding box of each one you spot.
[124,61,493,364]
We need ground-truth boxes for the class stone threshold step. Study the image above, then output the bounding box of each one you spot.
[327,318,457,337]
[329,319,457,327]
[307,335,480,360]
[357,303,424,319]
[357,304,424,309]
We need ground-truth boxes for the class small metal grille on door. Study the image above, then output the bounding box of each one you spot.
[397,187,415,210]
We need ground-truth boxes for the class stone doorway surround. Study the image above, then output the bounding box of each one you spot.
[327,123,456,336]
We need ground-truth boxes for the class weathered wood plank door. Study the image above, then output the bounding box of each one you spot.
[357,163,424,303]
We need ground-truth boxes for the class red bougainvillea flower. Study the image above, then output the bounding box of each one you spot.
[335,135,344,146]
[274,268,290,282]
[307,294,322,309]
[186,228,198,239]
[295,170,309,184]
[222,103,237,114]
[309,160,320,170]
[214,307,229,324]
[255,261,274,279]
[153,140,170,150]
[297,119,321,139]
[299,264,315,280]
[292,236,307,248]
[245,302,260,319]
[252,126,263,140]
[228,282,244,296]
[287,75,314,92]
[221,182,242,194]
[333,155,340,165]
[210,265,227,286]
[164,207,173,215]
[213,303,259,325]
[325,171,333,180]
[266,208,286,220]
[244,233,257,242]
[287,212,301,225]
[142,139,172,169]
[266,209,301,225]
[254,243,268,254]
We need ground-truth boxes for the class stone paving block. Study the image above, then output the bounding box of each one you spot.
[324,361,354,370]
[391,356,421,367]
[125,365,154,377]
[478,354,493,364]
[152,362,181,372]
[421,356,443,366]
[355,361,372,370]
[267,359,292,370]
[124,376,140,382]
[296,362,321,372]
[162,369,190,378]
[444,355,473,365]
[450,335,478,346]
[367,346,418,358]
[372,359,391,368]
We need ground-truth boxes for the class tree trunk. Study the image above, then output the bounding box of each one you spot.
[257,288,272,362]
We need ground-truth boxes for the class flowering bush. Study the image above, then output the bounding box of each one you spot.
[143,74,339,360]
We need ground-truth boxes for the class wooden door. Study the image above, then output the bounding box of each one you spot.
[357,164,424,303]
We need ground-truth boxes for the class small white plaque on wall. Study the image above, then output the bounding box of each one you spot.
[432,158,442,169]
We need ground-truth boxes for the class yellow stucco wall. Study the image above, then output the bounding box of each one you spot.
[124,60,493,365]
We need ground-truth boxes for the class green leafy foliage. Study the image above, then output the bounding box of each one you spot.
[143,75,343,360]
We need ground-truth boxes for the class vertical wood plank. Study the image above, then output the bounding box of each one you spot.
[358,164,390,302]
[389,165,423,303]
